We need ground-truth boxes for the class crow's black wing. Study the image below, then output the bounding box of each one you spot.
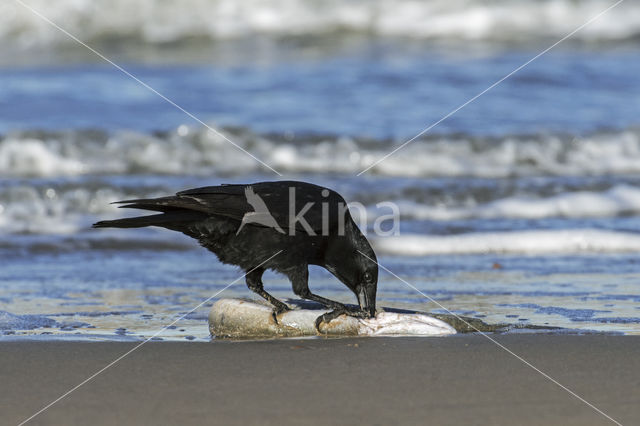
[116,181,350,234]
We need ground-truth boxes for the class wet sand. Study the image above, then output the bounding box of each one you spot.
[2,335,639,426]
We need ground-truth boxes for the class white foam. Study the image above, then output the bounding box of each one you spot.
[363,131,640,178]
[390,185,640,221]
[0,185,127,234]
[5,182,640,236]
[373,229,640,255]
[1,0,637,47]
[0,137,84,177]
[3,128,640,179]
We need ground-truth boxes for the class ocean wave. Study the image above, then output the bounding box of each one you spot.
[3,126,640,178]
[389,185,640,221]
[372,229,640,255]
[5,228,640,256]
[0,182,177,235]
[1,0,638,48]
[3,179,640,237]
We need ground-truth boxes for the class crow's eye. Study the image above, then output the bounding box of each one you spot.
[364,272,372,282]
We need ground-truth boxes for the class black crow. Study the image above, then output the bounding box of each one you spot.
[93,181,378,327]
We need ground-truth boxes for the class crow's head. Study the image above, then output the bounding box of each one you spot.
[324,220,378,318]
[352,241,378,318]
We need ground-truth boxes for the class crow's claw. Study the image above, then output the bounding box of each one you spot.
[315,309,343,332]
[271,303,291,324]
[315,308,369,333]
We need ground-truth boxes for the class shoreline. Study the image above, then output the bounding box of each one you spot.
[2,335,638,425]
[0,322,623,343]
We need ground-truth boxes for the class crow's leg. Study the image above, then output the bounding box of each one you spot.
[289,266,347,310]
[246,268,290,322]
[288,267,364,331]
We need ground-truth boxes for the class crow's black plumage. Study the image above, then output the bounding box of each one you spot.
[93,181,378,326]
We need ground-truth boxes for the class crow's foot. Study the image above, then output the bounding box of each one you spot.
[271,302,291,324]
[315,307,369,333]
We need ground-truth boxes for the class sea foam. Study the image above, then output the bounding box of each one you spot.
[372,229,640,255]
[1,0,638,48]
[3,127,640,178]
[389,185,640,221]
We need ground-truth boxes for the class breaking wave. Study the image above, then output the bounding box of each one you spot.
[0,184,131,234]
[3,126,640,178]
[373,229,640,255]
[3,126,640,242]
[3,179,640,236]
[391,185,640,221]
[1,0,639,48]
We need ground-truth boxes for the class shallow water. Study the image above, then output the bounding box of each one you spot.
[2,247,639,340]
[1,0,640,340]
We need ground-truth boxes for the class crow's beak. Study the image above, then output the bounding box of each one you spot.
[358,287,376,318]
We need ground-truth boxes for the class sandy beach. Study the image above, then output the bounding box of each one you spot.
[2,335,638,426]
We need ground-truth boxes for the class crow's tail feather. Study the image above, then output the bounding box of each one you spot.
[92,211,206,229]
